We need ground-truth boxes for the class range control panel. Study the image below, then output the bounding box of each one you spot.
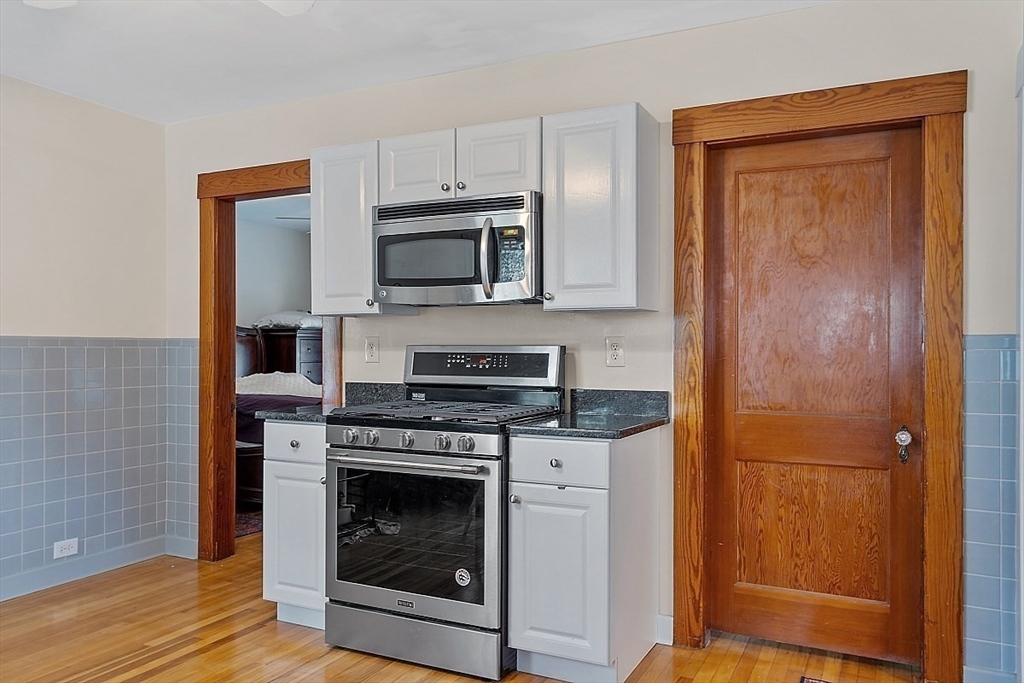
[403,345,565,388]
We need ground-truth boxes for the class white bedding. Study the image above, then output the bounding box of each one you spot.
[235,371,323,398]
[252,310,323,329]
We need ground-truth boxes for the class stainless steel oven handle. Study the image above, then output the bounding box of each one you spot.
[327,453,483,475]
[479,217,493,300]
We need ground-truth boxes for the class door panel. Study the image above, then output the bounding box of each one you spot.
[707,128,923,664]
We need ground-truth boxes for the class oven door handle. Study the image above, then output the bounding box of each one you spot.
[327,453,484,476]
[479,217,494,300]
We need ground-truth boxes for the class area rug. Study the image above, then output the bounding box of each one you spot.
[236,510,263,537]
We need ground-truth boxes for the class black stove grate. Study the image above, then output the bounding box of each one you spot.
[331,400,557,424]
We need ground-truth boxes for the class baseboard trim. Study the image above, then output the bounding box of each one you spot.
[0,537,166,601]
[164,535,198,559]
[656,613,673,645]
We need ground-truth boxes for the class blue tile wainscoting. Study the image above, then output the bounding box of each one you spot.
[965,335,1019,683]
[0,333,1021,681]
[0,336,198,601]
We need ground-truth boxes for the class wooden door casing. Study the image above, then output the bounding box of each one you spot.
[197,159,343,562]
[671,71,966,683]
[706,129,923,663]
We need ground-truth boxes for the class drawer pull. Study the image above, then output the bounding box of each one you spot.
[290,440,300,448]
[549,458,562,468]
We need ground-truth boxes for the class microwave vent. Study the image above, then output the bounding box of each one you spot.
[375,194,527,222]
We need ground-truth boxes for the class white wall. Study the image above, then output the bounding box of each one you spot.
[161,0,1023,616]
[0,76,167,338]
[235,219,311,326]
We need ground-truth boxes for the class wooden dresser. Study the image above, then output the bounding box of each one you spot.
[261,327,323,384]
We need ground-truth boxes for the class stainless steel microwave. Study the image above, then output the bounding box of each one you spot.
[371,192,541,306]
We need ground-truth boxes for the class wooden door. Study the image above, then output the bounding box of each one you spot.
[706,128,924,664]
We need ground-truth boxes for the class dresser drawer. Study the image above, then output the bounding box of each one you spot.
[510,437,609,489]
[299,362,323,384]
[264,421,326,465]
[297,338,322,362]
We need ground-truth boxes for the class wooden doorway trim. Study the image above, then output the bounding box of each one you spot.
[196,159,343,562]
[672,71,966,683]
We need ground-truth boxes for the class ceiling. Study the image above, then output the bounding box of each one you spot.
[0,0,831,124]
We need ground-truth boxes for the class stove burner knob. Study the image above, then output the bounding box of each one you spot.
[399,432,415,449]
[342,428,359,445]
[434,434,451,451]
[456,435,475,452]
[363,430,379,446]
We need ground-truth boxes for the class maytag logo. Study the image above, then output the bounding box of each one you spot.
[411,393,426,401]
[397,599,415,609]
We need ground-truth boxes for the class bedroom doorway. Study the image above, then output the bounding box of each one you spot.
[234,193,320,536]
[197,159,343,562]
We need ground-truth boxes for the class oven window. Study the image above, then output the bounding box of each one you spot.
[334,467,485,605]
[383,238,475,281]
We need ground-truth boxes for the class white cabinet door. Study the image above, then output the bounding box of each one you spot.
[311,142,416,316]
[455,117,541,198]
[542,103,658,311]
[508,482,610,665]
[379,129,455,204]
[263,460,326,611]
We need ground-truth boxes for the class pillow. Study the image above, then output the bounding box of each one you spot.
[235,372,323,398]
[252,311,323,329]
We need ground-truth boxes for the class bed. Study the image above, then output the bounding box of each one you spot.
[235,324,323,505]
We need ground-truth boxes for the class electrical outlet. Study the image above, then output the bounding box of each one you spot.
[53,538,78,559]
[605,336,625,367]
[364,336,379,363]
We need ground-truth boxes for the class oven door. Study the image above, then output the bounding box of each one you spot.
[372,212,538,306]
[326,448,502,630]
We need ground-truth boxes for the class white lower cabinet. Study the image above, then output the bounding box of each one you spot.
[509,431,660,683]
[263,421,327,629]
[508,482,609,664]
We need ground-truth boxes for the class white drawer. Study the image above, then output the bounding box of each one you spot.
[264,421,326,465]
[510,437,609,489]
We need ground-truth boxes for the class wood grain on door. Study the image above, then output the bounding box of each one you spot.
[706,128,924,664]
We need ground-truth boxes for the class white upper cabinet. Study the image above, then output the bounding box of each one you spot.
[378,129,455,205]
[310,141,416,317]
[379,117,541,204]
[541,103,659,311]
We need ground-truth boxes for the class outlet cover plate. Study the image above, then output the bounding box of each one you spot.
[53,537,78,559]
[605,336,625,367]
[364,336,379,363]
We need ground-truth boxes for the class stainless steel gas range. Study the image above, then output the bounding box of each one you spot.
[324,345,565,680]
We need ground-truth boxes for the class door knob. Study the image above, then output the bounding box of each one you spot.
[549,458,562,468]
[456,181,466,190]
[895,425,912,464]
[543,292,554,301]
[509,494,521,504]
[290,440,300,448]
[320,476,326,485]
[365,299,374,307]
[441,183,451,192]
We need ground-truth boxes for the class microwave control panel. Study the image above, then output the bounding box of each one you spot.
[496,226,526,283]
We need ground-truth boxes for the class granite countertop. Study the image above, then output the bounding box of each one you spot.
[255,385,671,440]
[256,403,338,423]
[506,412,669,439]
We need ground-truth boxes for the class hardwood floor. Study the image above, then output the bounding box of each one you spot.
[0,534,921,683]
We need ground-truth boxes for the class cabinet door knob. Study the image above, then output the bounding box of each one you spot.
[290,440,300,448]
[456,181,466,191]
[320,476,326,485]
[549,458,562,468]
[440,183,451,192]
[509,494,521,504]
[365,299,374,307]
[543,292,554,301]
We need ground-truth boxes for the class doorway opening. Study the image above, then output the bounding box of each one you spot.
[196,159,342,562]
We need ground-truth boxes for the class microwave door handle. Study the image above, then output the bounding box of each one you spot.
[479,217,493,300]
